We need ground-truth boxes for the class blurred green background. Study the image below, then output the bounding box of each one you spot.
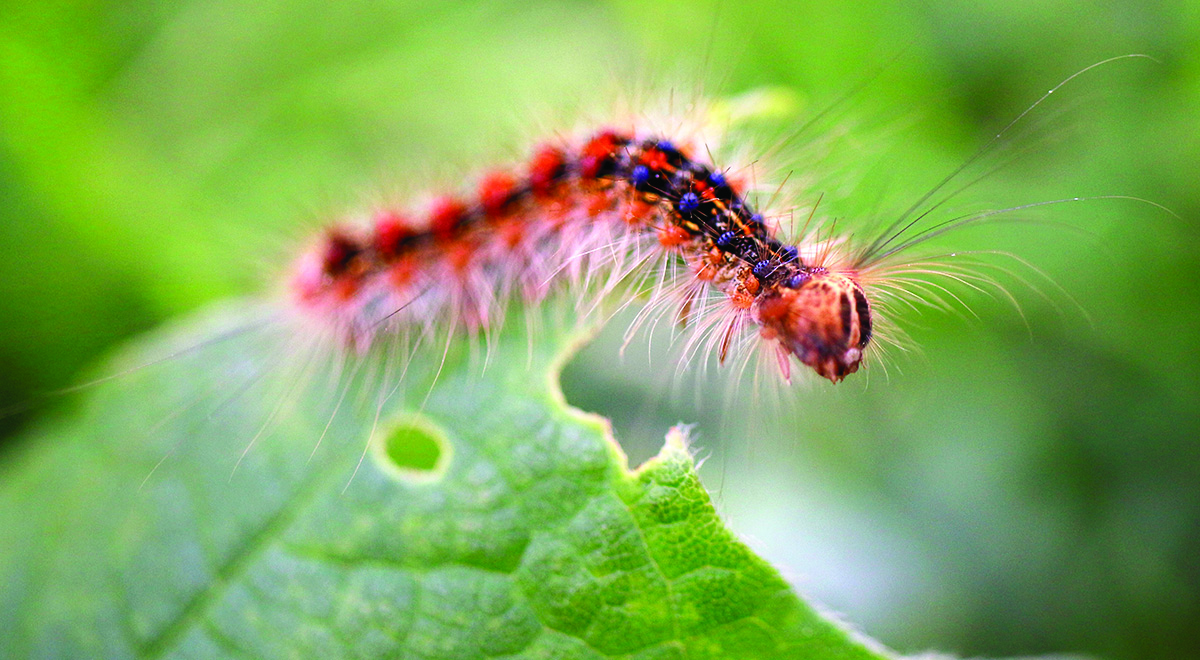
[1,1,1198,659]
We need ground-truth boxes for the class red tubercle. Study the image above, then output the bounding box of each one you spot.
[331,275,362,302]
[388,254,420,290]
[444,241,476,274]
[496,218,526,249]
[693,257,718,282]
[625,198,657,226]
[585,189,617,216]
[528,145,566,195]
[373,211,415,259]
[657,224,692,249]
[478,171,517,216]
[692,180,720,203]
[578,157,603,180]
[640,148,669,172]
[579,130,624,179]
[428,197,468,240]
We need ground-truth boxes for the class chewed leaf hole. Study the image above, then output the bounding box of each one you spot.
[373,415,451,481]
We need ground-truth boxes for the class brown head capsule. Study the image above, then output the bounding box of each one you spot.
[752,271,873,383]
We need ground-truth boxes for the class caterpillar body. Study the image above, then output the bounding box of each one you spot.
[287,55,1164,390]
[294,124,878,384]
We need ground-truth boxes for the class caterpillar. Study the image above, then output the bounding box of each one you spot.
[286,55,1163,389]
[294,117,883,384]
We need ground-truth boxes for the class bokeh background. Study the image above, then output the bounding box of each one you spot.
[1,1,1198,659]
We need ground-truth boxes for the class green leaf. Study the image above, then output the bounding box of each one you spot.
[0,301,891,659]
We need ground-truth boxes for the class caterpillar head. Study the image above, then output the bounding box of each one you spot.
[752,270,873,383]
